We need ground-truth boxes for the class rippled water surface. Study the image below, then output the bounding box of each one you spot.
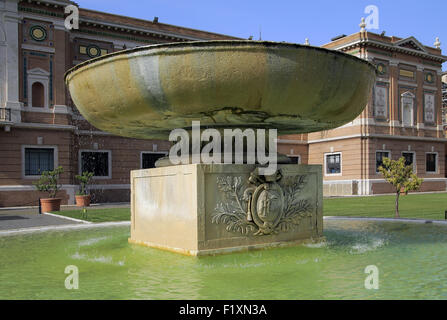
[1,219,447,299]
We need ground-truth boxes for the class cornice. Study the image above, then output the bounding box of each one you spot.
[334,38,447,63]
[18,2,212,42]
[22,43,55,53]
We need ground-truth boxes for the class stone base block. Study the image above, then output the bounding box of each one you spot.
[130,164,323,256]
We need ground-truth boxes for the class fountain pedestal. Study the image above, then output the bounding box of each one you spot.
[129,164,323,256]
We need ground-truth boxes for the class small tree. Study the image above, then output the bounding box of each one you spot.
[33,166,64,199]
[75,171,94,196]
[378,157,422,218]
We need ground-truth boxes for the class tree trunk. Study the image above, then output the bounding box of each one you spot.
[395,191,400,218]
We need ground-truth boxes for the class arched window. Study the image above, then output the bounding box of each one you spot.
[32,82,45,108]
[27,68,50,109]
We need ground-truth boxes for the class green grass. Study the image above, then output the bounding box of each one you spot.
[324,193,447,220]
[50,193,447,223]
[52,207,130,223]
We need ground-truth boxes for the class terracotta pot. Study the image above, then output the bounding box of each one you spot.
[75,195,91,207]
[40,198,62,212]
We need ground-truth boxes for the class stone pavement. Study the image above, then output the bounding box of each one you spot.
[0,203,130,231]
[0,213,83,231]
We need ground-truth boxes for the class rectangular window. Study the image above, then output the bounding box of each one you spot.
[426,153,437,173]
[25,148,54,176]
[402,152,414,167]
[376,151,390,172]
[81,151,110,177]
[288,156,301,164]
[326,153,341,175]
[141,152,167,169]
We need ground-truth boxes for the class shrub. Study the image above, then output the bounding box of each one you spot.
[33,166,64,199]
[75,171,94,196]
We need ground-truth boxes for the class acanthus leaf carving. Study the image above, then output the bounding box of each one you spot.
[212,169,313,236]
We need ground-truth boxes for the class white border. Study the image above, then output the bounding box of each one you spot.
[308,133,447,144]
[324,216,447,226]
[324,152,342,177]
[43,212,92,224]
[21,145,58,179]
[324,178,447,195]
[0,221,131,237]
[79,149,112,179]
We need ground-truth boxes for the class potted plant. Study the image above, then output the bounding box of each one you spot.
[75,171,94,207]
[33,166,64,212]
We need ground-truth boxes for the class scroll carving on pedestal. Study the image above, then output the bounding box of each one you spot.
[212,168,313,236]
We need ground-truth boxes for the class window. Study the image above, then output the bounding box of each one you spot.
[376,151,390,172]
[80,151,110,178]
[402,152,415,170]
[402,103,413,126]
[288,156,301,164]
[426,153,437,173]
[32,82,45,108]
[325,153,341,175]
[141,152,167,169]
[25,148,54,176]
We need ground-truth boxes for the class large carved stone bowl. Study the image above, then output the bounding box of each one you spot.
[65,41,376,139]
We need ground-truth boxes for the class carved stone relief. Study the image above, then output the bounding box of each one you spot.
[212,168,313,236]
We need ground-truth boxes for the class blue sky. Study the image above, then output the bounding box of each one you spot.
[76,0,446,70]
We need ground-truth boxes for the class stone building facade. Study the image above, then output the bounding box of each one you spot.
[299,32,447,196]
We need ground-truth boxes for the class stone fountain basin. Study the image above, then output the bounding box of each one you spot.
[65,41,376,139]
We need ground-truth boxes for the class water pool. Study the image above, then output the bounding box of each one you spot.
[1,219,447,300]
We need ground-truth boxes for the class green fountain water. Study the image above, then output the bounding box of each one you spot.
[1,219,446,300]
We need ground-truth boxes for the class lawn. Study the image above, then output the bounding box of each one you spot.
[50,193,447,223]
[52,207,130,223]
[324,193,447,220]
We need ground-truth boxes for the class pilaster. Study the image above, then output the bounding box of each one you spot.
[1,0,21,123]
